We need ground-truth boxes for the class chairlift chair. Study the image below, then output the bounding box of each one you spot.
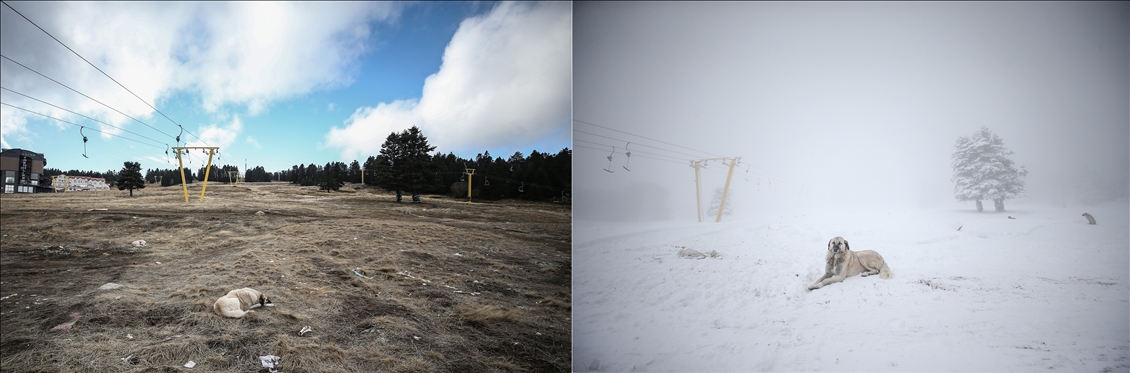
[80,126,89,158]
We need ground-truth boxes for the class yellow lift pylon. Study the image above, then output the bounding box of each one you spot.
[173,146,218,202]
[690,156,741,222]
[464,168,476,202]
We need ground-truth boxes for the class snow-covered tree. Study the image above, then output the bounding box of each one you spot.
[706,187,733,218]
[951,127,1028,212]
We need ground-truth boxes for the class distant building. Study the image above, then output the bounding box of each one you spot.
[0,148,47,194]
[53,175,111,192]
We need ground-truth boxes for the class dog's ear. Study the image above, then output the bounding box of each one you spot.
[828,238,835,251]
[844,239,850,251]
[259,294,265,307]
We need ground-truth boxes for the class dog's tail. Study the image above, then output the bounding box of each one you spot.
[879,263,892,279]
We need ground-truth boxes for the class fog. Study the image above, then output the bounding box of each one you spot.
[574,2,1128,222]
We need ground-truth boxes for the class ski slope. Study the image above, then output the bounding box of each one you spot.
[573,202,1128,372]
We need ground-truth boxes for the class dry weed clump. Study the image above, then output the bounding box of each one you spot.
[458,304,520,326]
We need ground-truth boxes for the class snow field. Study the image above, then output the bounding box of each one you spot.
[573,202,1128,372]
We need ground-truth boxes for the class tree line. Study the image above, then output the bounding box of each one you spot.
[280,126,571,202]
[41,126,570,203]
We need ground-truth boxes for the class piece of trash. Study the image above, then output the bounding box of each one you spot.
[155,262,161,265]
[184,361,196,368]
[131,240,146,247]
[299,326,312,336]
[121,355,133,363]
[88,208,108,211]
[255,211,265,216]
[0,293,15,300]
[127,334,133,339]
[260,355,281,370]
[99,283,123,290]
[352,269,370,279]
[413,336,420,340]
[51,311,81,332]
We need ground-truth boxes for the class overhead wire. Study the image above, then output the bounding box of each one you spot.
[1,101,163,149]
[573,128,707,160]
[573,144,685,166]
[1,86,167,147]
[574,118,720,158]
[574,118,808,192]
[573,138,688,162]
[0,55,174,139]
[0,0,207,146]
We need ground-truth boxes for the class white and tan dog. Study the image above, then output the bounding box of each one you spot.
[808,237,892,291]
[213,288,272,318]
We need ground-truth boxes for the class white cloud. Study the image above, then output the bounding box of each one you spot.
[245,136,262,149]
[191,115,243,150]
[325,2,572,161]
[1,2,400,147]
[327,103,337,112]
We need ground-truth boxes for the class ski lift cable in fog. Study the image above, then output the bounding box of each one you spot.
[574,119,800,186]
[574,144,685,165]
[574,144,687,165]
[574,139,688,162]
[573,129,707,160]
[574,119,721,158]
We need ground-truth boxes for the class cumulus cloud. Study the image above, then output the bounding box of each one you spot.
[325,2,572,161]
[190,115,242,150]
[0,2,400,148]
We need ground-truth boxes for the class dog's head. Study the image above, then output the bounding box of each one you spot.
[259,294,274,308]
[828,236,850,254]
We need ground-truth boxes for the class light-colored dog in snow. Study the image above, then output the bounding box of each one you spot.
[808,236,892,291]
[213,288,272,318]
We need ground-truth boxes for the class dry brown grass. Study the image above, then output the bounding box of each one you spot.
[0,182,570,372]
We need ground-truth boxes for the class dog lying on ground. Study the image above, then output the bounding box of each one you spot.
[214,288,272,318]
[808,236,892,291]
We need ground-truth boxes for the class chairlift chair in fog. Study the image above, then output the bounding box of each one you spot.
[622,142,632,171]
[604,146,615,173]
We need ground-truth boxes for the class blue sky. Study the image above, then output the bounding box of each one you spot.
[0,2,571,174]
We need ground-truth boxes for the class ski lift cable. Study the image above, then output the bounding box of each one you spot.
[0,55,175,139]
[573,118,721,158]
[573,144,685,165]
[575,120,802,186]
[0,101,162,149]
[1,86,168,147]
[574,139,687,162]
[0,1,208,145]
[573,129,706,160]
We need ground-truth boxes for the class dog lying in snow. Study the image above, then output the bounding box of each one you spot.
[214,288,272,318]
[808,236,892,291]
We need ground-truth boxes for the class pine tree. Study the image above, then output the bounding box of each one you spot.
[117,161,146,197]
[374,126,437,201]
[706,187,733,218]
[951,127,1028,212]
[319,162,344,191]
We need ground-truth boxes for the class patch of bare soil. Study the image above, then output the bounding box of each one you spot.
[0,182,570,372]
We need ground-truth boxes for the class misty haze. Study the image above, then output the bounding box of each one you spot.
[572,2,1128,371]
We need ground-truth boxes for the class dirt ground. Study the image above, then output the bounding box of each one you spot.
[0,182,571,372]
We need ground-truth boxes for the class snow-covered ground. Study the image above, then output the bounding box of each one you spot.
[573,201,1129,372]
